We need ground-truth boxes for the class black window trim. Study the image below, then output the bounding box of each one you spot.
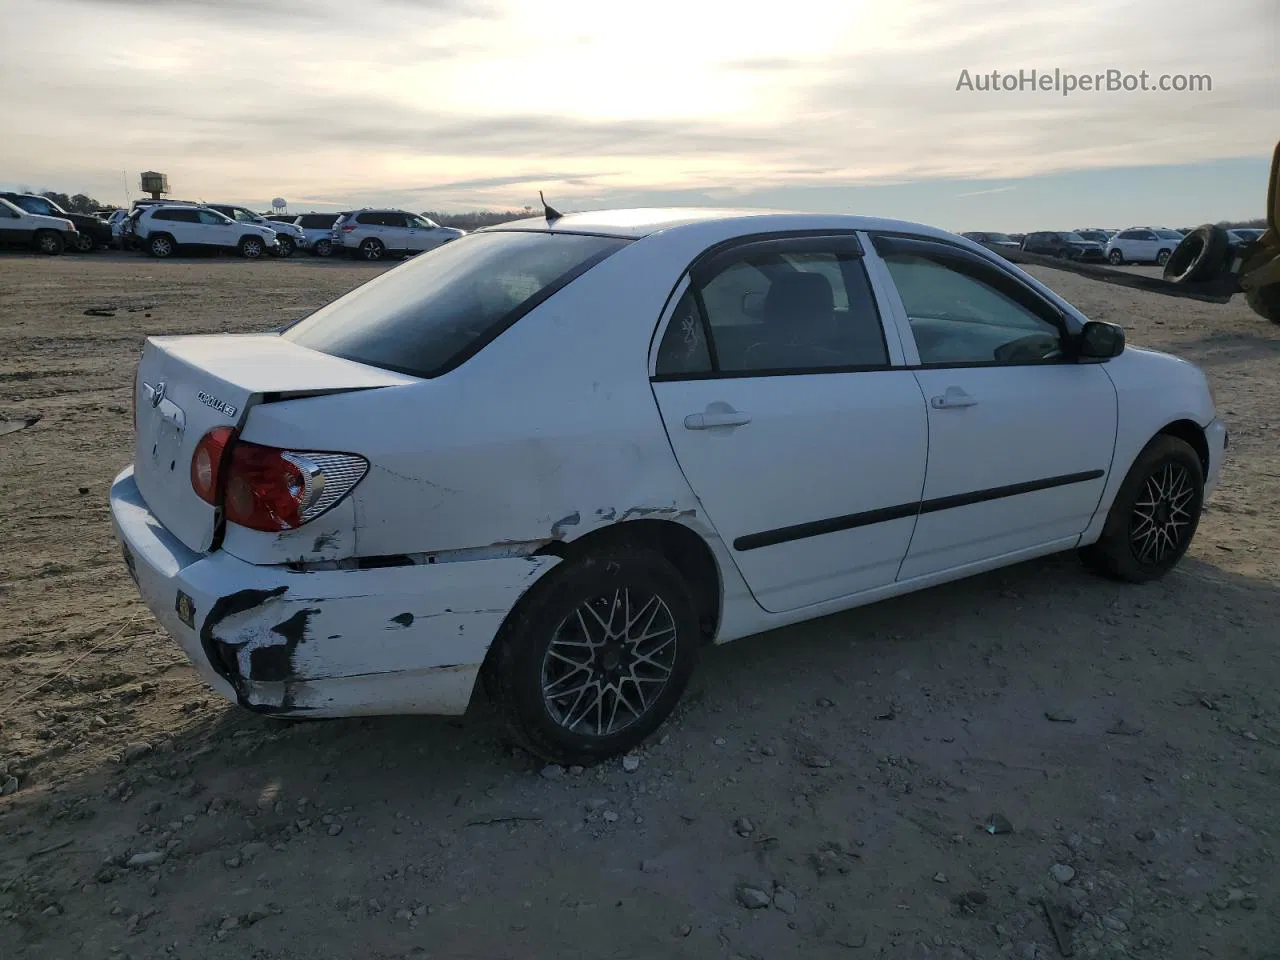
[651,229,898,382]
[869,231,1088,370]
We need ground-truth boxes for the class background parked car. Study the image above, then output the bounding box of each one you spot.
[207,204,305,257]
[1074,229,1113,245]
[1021,231,1106,261]
[1105,228,1185,266]
[961,231,1021,254]
[1007,233,1026,246]
[104,209,129,247]
[292,212,344,256]
[331,209,465,261]
[0,197,77,254]
[0,192,112,252]
[133,204,279,259]
[1227,227,1265,248]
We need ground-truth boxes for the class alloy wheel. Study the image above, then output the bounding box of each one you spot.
[361,240,383,261]
[1129,462,1195,565]
[540,588,678,737]
[152,237,172,257]
[73,233,94,252]
[39,233,59,253]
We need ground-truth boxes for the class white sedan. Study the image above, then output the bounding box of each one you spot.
[111,208,1227,764]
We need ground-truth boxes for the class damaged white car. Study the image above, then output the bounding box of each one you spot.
[112,207,1226,764]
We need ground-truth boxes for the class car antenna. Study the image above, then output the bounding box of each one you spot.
[539,190,563,223]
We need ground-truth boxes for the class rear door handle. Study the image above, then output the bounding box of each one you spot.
[930,388,978,409]
[684,411,752,430]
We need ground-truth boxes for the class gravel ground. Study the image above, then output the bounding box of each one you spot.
[1,250,1278,960]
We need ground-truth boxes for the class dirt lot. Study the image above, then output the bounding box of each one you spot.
[1,250,1278,960]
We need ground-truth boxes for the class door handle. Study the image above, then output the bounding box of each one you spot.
[930,388,978,409]
[684,410,752,430]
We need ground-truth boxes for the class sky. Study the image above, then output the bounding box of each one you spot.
[0,0,1275,231]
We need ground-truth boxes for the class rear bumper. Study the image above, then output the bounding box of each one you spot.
[109,466,558,717]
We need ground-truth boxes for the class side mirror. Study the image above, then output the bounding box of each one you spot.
[1077,320,1125,360]
[741,291,766,318]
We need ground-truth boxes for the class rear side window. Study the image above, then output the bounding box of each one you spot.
[283,231,630,378]
[655,237,888,377]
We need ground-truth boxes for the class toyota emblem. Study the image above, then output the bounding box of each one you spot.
[152,381,166,408]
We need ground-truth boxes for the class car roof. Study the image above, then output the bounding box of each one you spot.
[478,207,978,243]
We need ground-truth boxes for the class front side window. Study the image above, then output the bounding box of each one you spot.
[656,238,888,376]
[284,231,629,378]
[0,202,19,219]
[882,251,1064,366]
[1155,230,1183,240]
[197,210,227,224]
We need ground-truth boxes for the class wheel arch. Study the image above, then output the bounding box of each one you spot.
[1155,418,1209,474]
[533,519,723,643]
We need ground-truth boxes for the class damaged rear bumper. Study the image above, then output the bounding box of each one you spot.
[109,466,558,717]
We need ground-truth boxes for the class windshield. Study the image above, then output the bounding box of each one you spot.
[1061,233,1088,242]
[283,230,630,378]
[1155,230,1183,240]
[986,233,1014,243]
[11,195,63,216]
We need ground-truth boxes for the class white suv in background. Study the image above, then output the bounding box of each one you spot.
[208,204,306,257]
[0,197,78,254]
[134,204,279,259]
[1105,227,1185,266]
[332,209,464,261]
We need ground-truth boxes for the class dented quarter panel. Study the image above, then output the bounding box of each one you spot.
[220,496,357,566]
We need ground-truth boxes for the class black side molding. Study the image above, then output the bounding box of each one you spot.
[733,469,1105,552]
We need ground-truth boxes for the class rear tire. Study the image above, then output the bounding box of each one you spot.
[1080,435,1204,583]
[1155,248,1173,267]
[238,235,265,259]
[1108,250,1124,265]
[148,234,175,258]
[359,237,385,261]
[485,549,700,766]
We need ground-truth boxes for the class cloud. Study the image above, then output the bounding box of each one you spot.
[956,185,1017,198]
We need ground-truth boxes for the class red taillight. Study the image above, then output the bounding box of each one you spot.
[191,426,236,504]
[223,442,309,531]
[340,225,355,232]
[190,430,367,533]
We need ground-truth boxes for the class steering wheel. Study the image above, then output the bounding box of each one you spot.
[993,333,1062,364]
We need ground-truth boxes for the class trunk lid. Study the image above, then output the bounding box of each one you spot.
[133,333,416,553]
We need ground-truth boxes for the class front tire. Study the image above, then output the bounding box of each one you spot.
[486,550,700,766]
[1155,248,1173,267]
[238,236,265,259]
[35,230,65,255]
[359,237,385,261]
[313,239,332,257]
[71,231,96,253]
[1080,435,1204,583]
[274,237,295,258]
[1108,250,1124,265]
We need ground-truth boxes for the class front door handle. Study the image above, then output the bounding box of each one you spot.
[684,410,752,430]
[930,387,978,409]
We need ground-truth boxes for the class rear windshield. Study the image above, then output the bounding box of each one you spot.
[282,230,630,378]
[299,214,338,228]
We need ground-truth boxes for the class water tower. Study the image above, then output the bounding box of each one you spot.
[272,197,287,215]
[139,171,169,200]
